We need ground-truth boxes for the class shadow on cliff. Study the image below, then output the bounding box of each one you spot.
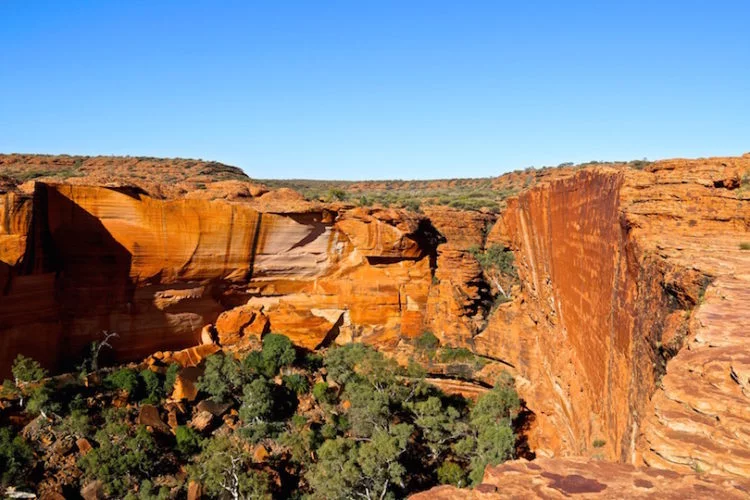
[514,400,537,460]
[0,185,209,376]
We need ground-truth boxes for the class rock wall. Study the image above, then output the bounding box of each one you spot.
[2,154,749,484]
[0,183,443,375]
[476,170,654,459]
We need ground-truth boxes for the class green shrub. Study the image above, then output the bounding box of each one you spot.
[11,354,47,384]
[198,353,242,402]
[189,436,271,499]
[740,242,750,251]
[468,245,517,278]
[414,331,440,358]
[437,461,467,487]
[163,363,180,395]
[79,410,161,496]
[312,382,332,404]
[175,425,202,456]
[139,369,163,404]
[0,427,33,487]
[593,439,606,448]
[283,374,310,394]
[105,368,139,395]
[243,334,297,378]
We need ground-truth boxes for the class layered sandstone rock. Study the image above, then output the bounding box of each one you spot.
[0,182,442,375]
[410,458,750,499]
[474,156,750,472]
[2,153,750,489]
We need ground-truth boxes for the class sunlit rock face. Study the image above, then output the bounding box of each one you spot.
[0,182,443,374]
[474,155,750,477]
[409,457,750,499]
[2,153,750,483]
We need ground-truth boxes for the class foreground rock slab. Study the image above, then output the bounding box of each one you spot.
[411,458,750,499]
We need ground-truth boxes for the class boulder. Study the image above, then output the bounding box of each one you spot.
[138,404,170,434]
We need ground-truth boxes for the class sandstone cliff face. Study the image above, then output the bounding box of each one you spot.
[2,153,750,489]
[0,182,440,375]
[474,156,750,472]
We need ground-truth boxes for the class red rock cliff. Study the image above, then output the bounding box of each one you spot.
[476,156,750,471]
[0,182,442,375]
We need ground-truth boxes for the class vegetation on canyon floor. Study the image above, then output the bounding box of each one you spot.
[0,335,521,499]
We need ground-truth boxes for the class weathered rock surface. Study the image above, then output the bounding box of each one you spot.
[474,156,750,471]
[410,458,750,499]
[0,183,440,374]
[3,153,750,489]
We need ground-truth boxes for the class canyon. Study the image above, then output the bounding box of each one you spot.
[1,153,750,496]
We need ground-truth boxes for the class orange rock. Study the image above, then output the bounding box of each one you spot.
[214,305,269,346]
[76,437,93,455]
[80,480,105,500]
[138,404,171,434]
[187,481,202,500]
[172,366,203,401]
[252,444,269,463]
[190,410,214,433]
[410,458,750,499]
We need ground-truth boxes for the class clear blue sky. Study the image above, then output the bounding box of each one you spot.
[1,1,748,180]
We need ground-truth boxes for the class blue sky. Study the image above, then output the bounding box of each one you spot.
[1,1,748,180]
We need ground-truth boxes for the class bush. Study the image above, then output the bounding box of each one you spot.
[283,374,310,394]
[593,439,606,448]
[198,353,242,402]
[79,410,161,496]
[312,382,332,404]
[163,363,180,395]
[189,436,271,499]
[740,242,750,251]
[243,334,297,379]
[414,331,440,358]
[175,425,202,456]
[139,369,163,404]
[468,245,517,278]
[437,461,467,487]
[105,368,139,395]
[11,354,47,384]
[0,427,33,487]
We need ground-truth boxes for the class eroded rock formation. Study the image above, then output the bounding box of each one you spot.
[2,153,750,493]
[410,458,750,499]
[0,181,445,374]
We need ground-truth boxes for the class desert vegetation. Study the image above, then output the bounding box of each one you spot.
[0,335,521,498]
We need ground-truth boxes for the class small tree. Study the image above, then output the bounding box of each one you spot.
[175,425,202,456]
[105,368,139,395]
[189,436,271,500]
[79,330,119,375]
[11,354,47,385]
[197,353,242,403]
[139,369,163,404]
[0,427,33,488]
[437,461,467,487]
[454,374,520,484]
[239,378,274,425]
[243,334,296,378]
[163,363,180,395]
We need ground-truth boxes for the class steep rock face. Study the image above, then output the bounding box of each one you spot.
[0,183,440,375]
[476,157,750,471]
[410,458,750,499]
[422,207,495,344]
[477,169,649,459]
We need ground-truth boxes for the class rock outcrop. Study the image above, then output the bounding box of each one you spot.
[2,152,750,491]
[0,182,442,374]
[410,458,750,499]
[474,156,750,474]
